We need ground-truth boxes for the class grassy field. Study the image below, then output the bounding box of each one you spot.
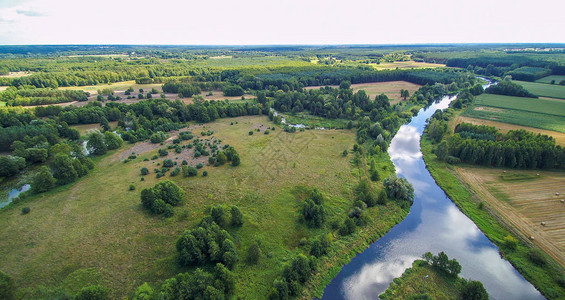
[304,81,421,104]
[463,94,565,133]
[454,167,565,267]
[280,112,351,129]
[421,136,565,299]
[368,61,446,70]
[455,116,565,146]
[59,80,163,94]
[0,115,406,299]
[380,260,466,300]
[536,75,565,84]
[70,122,118,136]
[514,80,565,99]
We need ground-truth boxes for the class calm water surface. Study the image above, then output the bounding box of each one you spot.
[322,92,543,300]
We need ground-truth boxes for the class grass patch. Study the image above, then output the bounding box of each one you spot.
[421,135,565,299]
[0,101,6,107]
[514,80,565,100]
[536,75,565,84]
[500,173,539,182]
[304,81,421,104]
[281,112,351,129]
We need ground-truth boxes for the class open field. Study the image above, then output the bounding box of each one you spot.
[455,116,565,146]
[514,80,565,99]
[70,121,118,136]
[0,71,34,78]
[59,80,163,94]
[304,81,421,104]
[536,75,565,84]
[463,94,565,133]
[0,115,405,299]
[368,61,446,70]
[454,167,565,267]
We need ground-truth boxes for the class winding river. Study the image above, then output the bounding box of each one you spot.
[322,87,544,299]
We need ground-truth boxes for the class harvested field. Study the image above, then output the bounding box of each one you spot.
[455,166,565,266]
[304,81,421,104]
[455,116,565,146]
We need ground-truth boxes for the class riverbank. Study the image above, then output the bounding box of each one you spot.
[421,134,565,299]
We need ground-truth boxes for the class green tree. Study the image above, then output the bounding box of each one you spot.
[32,166,56,193]
[231,153,240,166]
[435,140,448,161]
[460,280,489,300]
[103,131,123,150]
[51,153,78,185]
[383,175,415,201]
[217,152,227,165]
[87,130,107,155]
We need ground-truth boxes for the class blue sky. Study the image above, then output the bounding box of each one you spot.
[0,0,563,45]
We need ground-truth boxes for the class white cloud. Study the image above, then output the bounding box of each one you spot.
[0,0,563,44]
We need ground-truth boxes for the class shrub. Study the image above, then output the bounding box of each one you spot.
[249,131,254,135]
[150,132,168,144]
[231,154,241,166]
[74,285,108,300]
[21,207,31,215]
[230,206,244,227]
[129,184,135,191]
[503,235,518,250]
[196,163,203,169]
[527,249,546,266]
[163,159,174,168]
[310,234,330,258]
[342,150,348,156]
[446,155,461,164]
[158,149,168,156]
[104,131,123,150]
[0,270,14,300]
[264,130,270,135]
[246,242,261,265]
[141,180,185,215]
[203,171,208,177]
[217,152,227,165]
[170,167,180,177]
[339,218,356,235]
[140,167,149,175]
[151,155,158,160]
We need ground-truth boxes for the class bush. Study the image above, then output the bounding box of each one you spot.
[339,218,356,235]
[503,235,518,250]
[310,234,330,258]
[527,249,546,266]
[21,207,31,214]
[129,184,135,191]
[231,154,241,166]
[246,242,261,265]
[196,163,203,169]
[203,171,208,177]
[163,159,174,168]
[74,285,109,300]
[141,180,185,215]
[249,131,254,135]
[170,167,180,177]
[150,132,168,144]
[230,206,244,227]
[264,130,270,135]
[158,149,168,156]
[140,167,149,175]
[0,270,14,300]
[446,155,461,164]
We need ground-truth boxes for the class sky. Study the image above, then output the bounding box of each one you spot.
[0,0,563,45]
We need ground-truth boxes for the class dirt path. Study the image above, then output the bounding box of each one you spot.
[454,167,565,267]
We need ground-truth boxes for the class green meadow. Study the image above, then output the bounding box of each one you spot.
[514,80,565,99]
[0,115,405,299]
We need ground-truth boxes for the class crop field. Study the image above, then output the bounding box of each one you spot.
[455,116,565,146]
[304,81,421,104]
[463,94,565,133]
[455,167,565,267]
[536,75,565,84]
[514,80,565,99]
[0,115,405,299]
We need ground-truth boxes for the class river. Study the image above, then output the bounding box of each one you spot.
[322,88,543,299]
